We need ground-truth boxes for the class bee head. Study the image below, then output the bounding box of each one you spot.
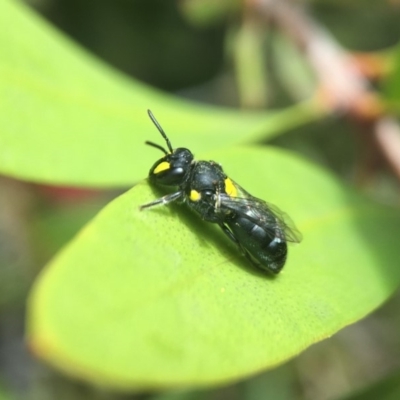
[145,110,194,186]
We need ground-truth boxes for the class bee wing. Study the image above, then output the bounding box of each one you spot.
[217,191,303,244]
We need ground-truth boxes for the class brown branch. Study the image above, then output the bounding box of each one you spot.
[374,117,400,179]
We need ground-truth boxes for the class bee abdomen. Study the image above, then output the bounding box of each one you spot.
[229,215,287,273]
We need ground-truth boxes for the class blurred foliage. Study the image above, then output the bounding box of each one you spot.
[339,370,400,400]
[0,0,400,399]
[39,0,226,91]
[384,43,400,109]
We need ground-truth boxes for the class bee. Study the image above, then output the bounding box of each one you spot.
[140,110,302,274]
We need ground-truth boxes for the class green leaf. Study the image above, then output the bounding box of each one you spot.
[27,147,400,390]
[0,0,321,187]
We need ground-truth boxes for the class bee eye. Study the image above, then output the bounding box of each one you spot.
[149,148,194,186]
[150,160,185,185]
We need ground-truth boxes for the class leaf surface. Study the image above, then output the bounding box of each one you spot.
[27,147,400,390]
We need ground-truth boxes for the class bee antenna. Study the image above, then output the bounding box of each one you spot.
[145,140,168,155]
[147,110,173,154]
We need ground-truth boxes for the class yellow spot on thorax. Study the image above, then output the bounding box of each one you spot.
[224,178,237,197]
[190,190,201,202]
[154,161,170,174]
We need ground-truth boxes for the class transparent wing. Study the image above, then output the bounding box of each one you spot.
[217,184,302,243]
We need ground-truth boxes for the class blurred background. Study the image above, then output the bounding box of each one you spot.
[1,0,400,399]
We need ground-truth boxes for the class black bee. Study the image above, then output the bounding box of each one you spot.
[140,110,302,274]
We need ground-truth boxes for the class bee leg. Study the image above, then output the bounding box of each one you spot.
[218,222,262,270]
[140,191,183,210]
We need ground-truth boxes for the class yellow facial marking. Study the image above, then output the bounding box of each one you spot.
[190,190,201,202]
[224,178,237,197]
[154,161,170,174]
